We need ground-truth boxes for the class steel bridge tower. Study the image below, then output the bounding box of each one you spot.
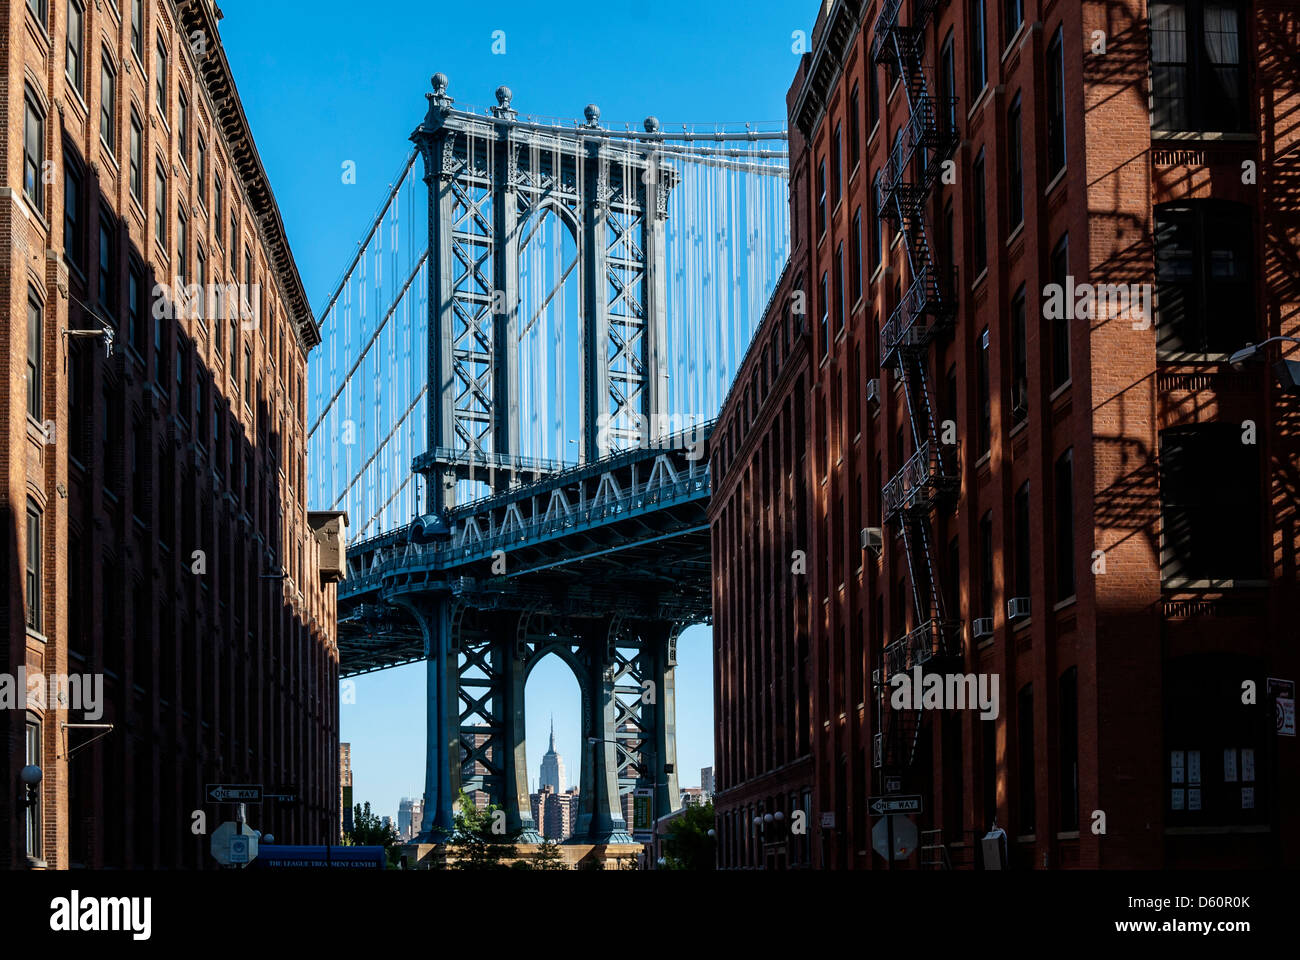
[403,75,686,844]
[869,1,963,788]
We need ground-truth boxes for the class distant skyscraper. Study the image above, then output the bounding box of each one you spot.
[398,797,424,840]
[340,743,354,839]
[701,767,714,798]
[539,716,566,793]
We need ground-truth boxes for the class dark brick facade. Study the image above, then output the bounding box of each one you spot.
[2,0,339,869]
[714,0,1299,869]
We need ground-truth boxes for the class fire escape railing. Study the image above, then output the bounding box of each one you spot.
[870,0,962,776]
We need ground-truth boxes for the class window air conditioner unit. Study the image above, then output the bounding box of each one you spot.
[860,526,883,553]
[866,378,881,407]
[1007,597,1031,621]
[972,618,994,640]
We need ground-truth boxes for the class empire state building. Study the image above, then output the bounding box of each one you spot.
[539,716,566,793]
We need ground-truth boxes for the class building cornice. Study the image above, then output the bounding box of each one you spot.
[792,0,866,141]
[177,0,322,354]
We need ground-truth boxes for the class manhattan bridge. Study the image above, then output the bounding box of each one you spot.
[307,74,790,843]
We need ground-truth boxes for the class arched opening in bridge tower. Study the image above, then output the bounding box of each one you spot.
[517,204,583,468]
[524,651,584,840]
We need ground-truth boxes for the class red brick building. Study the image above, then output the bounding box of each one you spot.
[2,0,342,868]
[713,0,1299,869]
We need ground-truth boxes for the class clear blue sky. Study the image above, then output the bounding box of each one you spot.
[218,0,812,823]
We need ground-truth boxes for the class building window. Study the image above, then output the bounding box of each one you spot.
[819,271,829,357]
[848,83,860,169]
[214,178,224,247]
[155,310,168,385]
[27,290,43,420]
[1160,424,1261,581]
[977,326,990,454]
[155,35,168,119]
[1054,449,1075,600]
[196,246,207,321]
[177,207,188,279]
[851,208,862,304]
[98,218,115,309]
[1017,683,1035,835]
[971,150,987,273]
[155,161,167,244]
[99,53,116,153]
[981,701,998,829]
[197,135,207,205]
[129,113,143,203]
[979,509,993,619]
[25,717,41,858]
[869,169,882,269]
[1004,0,1023,45]
[969,0,987,95]
[131,0,143,60]
[244,346,252,400]
[27,0,47,27]
[1046,26,1066,178]
[66,1,84,92]
[1151,1,1246,133]
[1058,667,1079,832]
[1155,200,1254,354]
[64,156,83,270]
[24,96,45,209]
[26,501,42,632]
[1007,93,1023,229]
[129,263,146,354]
[832,123,842,205]
[816,160,827,238]
[1010,285,1027,423]
[1050,234,1070,387]
[940,30,957,137]
[1013,480,1030,599]
[834,242,845,331]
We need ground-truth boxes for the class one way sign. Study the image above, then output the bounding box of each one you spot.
[868,795,923,816]
[207,784,263,803]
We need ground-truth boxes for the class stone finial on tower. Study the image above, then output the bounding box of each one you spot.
[643,116,661,135]
[583,103,601,128]
[428,72,453,113]
[491,85,517,120]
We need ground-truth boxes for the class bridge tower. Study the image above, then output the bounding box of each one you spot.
[402,75,685,846]
[869,2,963,789]
[411,74,677,510]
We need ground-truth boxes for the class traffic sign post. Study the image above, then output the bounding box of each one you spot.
[211,821,259,867]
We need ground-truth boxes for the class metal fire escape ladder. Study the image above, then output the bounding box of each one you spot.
[870,0,961,777]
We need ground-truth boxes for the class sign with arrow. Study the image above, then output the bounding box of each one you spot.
[868,794,923,816]
[207,784,263,803]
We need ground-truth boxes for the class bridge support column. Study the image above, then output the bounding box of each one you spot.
[643,624,682,821]
[400,598,458,841]
[502,625,541,841]
[576,625,634,844]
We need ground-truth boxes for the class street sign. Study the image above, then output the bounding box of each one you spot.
[868,794,923,816]
[871,815,918,860]
[229,836,251,864]
[884,776,902,794]
[1267,678,1294,700]
[264,793,297,802]
[207,783,263,803]
[1279,697,1296,737]
[210,821,259,866]
[820,811,836,828]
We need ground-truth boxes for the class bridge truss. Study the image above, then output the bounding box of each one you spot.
[308,76,789,843]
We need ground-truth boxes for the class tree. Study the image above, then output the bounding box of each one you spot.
[532,838,566,870]
[445,791,522,870]
[661,801,716,870]
[342,801,402,867]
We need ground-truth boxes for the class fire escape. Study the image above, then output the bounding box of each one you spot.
[869,0,961,784]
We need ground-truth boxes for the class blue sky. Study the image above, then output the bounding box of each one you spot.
[217,0,812,823]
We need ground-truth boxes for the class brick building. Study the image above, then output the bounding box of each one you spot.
[713,0,1299,869]
[2,0,342,868]
[709,218,816,866]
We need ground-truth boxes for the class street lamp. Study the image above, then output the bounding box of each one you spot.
[20,765,42,867]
